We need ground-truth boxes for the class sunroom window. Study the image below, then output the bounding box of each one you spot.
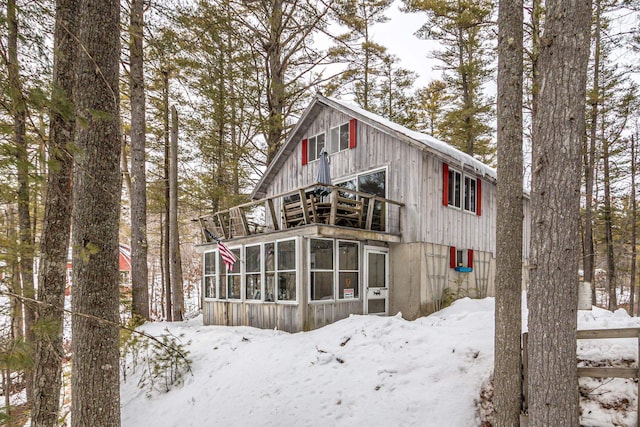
[225,248,241,299]
[310,239,334,300]
[338,241,359,299]
[277,240,297,301]
[204,251,216,299]
[245,245,261,300]
[265,242,275,302]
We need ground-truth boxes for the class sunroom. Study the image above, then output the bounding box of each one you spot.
[196,183,403,332]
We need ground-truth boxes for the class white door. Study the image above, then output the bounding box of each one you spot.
[364,247,389,315]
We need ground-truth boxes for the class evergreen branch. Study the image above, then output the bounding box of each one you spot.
[0,290,193,374]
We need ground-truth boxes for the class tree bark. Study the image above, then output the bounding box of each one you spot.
[266,0,284,164]
[71,0,122,425]
[162,69,172,321]
[528,0,591,425]
[130,0,149,321]
[494,0,523,424]
[603,113,616,310]
[31,0,77,425]
[169,105,184,321]
[7,0,35,402]
[584,0,600,303]
[631,134,637,315]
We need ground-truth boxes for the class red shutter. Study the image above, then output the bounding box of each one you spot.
[302,139,308,165]
[442,163,449,206]
[467,249,474,268]
[449,246,456,269]
[349,118,357,148]
[476,179,482,216]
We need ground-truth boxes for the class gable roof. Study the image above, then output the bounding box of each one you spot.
[251,94,497,199]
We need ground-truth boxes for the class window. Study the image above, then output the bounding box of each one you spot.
[335,168,387,230]
[245,245,261,300]
[309,239,360,302]
[277,239,297,301]
[450,246,474,270]
[204,251,216,298]
[448,168,462,208]
[464,176,476,213]
[310,239,334,300]
[329,123,350,154]
[444,163,481,214]
[338,241,359,299]
[307,133,325,162]
[265,242,275,302]
[219,248,241,299]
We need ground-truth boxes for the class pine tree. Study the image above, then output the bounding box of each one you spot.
[402,0,495,161]
[328,0,393,111]
[415,80,447,137]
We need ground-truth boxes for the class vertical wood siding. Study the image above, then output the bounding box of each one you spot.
[264,104,519,255]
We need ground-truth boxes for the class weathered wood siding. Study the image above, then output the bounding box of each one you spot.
[306,301,363,330]
[202,301,302,332]
[264,104,504,254]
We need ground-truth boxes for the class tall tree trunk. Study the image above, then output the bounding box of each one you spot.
[31,0,77,425]
[162,69,172,321]
[130,0,149,321]
[629,135,640,316]
[71,0,122,424]
[528,0,591,425]
[584,0,600,304]
[494,0,524,424]
[630,134,636,315]
[7,0,35,403]
[602,93,616,310]
[169,106,184,321]
[266,0,284,164]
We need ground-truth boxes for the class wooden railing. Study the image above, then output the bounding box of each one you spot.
[197,182,404,242]
[521,328,640,426]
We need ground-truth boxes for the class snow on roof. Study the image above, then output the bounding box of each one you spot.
[323,96,497,181]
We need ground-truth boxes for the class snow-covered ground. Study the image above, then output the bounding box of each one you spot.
[120,297,640,427]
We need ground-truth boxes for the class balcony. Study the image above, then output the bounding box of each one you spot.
[197,182,403,243]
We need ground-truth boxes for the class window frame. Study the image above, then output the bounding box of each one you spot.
[308,238,361,303]
[334,166,388,231]
[447,167,478,214]
[329,122,350,154]
[244,243,262,302]
[274,237,299,303]
[203,250,217,300]
[224,247,242,301]
[307,132,326,163]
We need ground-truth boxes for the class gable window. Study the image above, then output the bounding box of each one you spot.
[307,133,325,162]
[204,251,216,299]
[329,123,350,154]
[443,163,481,215]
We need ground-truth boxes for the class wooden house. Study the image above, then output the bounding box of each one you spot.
[196,95,531,332]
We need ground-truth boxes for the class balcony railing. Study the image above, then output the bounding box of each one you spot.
[197,182,403,242]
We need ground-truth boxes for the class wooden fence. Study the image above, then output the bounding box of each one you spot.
[521,327,640,426]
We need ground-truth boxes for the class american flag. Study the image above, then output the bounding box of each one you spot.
[218,240,237,271]
[204,228,237,271]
